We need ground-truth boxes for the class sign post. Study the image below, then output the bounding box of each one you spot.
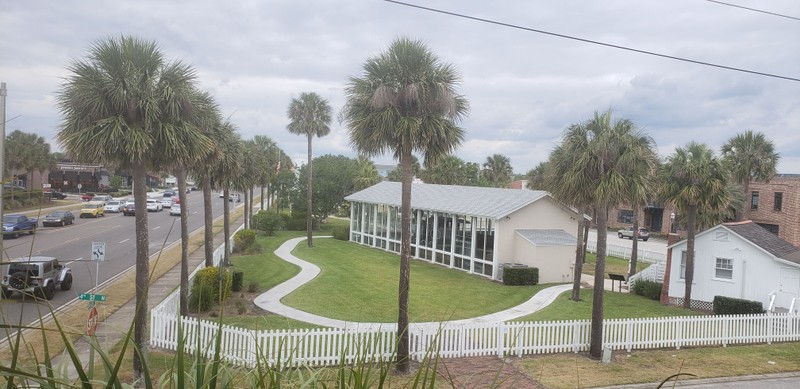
[87,242,107,333]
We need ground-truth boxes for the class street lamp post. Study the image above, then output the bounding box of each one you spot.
[670,212,676,233]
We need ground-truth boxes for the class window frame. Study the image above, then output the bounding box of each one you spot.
[714,257,733,280]
[774,192,783,211]
[751,191,759,210]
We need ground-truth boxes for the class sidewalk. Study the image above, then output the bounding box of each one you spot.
[253,237,628,330]
[51,213,243,378]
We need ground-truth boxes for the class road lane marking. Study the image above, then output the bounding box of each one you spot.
[118,238,130,244]
[153,226,161,231]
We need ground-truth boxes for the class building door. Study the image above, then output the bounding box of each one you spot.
[778,267,800,308]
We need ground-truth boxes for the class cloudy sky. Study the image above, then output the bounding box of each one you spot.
[2,0,799,174]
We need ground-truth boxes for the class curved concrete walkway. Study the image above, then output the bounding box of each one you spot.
[254,237,573,331]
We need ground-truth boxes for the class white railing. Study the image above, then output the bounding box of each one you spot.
[790,298,799,314]
[586,241,665,264]
[150,311,800,368]
[768,292,777,312]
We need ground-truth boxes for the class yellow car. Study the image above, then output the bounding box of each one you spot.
[80,201,106,218]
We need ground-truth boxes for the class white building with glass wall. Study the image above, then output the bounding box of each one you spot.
[344,182,581,283]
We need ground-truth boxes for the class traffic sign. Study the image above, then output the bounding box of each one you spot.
[87,306,98,336]
[79,293,107,302]
[91,242,106,262]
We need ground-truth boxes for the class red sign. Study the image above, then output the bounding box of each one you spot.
[87,306,99,336]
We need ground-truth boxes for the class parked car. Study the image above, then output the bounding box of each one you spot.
[1,256,73,300]
[122,199,136,216]
[229,193,241,202]
[42,211,75,227]
[169,204,181,216]
[80,201,105,218]
[49,191,68,200]
[104,200,124,213]
[146,198,163,212]
[81,192,96,201]
[3,214,38,239]
[163,190,176,198]
[618,226,649,241]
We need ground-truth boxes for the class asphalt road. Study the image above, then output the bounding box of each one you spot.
[0,191,239,328]
[587,228,669,255]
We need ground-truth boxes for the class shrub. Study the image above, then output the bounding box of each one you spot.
[282,211,308,231]
[233,298,248,315]
[332,225,350,241]
[193,266,233,303]
[503,266,539,286]
[232,271,244,292]
[631,279,663,301]
[246,281,259,293]
[252,210,283,236]
[188,281,215,312]
[233,229,258,254]
[713,295,764,315]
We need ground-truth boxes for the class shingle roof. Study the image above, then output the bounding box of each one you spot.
[344,181,549,219]
[724,221,800,263]
[516,229,577,246]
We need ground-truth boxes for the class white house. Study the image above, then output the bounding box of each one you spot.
[344,182,582,283]
[663,220,800,311]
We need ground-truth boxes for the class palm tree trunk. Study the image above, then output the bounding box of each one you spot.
[589,206,608,358]
[223,186,231,266]
[177,169,189,316]
[629,207,640,280]
[741,180,750,221]
[684,206,697,309]
[260,185,265,211]
[243,190,249,229]
[131,163,150,382]
[203,176,213,267]
[396,149,413,373]
[306,133,313,248]
[571,210,586,301]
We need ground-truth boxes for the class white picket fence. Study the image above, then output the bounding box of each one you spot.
[150,310,800,368]
[586,240,666,264]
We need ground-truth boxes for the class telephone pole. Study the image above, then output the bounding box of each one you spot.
[1,82,7,260]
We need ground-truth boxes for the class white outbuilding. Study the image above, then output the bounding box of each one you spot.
[344,182,582,283]
[663,220,800,312]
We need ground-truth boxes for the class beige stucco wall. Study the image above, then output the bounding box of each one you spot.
[496,196,579,262]
[512,236,575,283]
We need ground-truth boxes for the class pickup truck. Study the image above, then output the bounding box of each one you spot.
[3,214,38,239]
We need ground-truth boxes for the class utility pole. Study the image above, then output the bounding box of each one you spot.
[1,82,7,261]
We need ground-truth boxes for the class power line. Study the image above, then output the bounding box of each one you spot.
[384,0,800,82]
[704,0,800,22]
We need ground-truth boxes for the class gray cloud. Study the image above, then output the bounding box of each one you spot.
[2,0,798,174]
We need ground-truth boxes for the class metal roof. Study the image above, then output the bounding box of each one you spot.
[516,229,577,246]
[345,181,550,219]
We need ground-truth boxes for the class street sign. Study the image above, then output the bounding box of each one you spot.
[79,293,107,302]
[87,306,98,336]
[91,242,106,261]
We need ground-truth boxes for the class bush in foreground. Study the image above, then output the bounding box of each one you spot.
[631,279,662,301]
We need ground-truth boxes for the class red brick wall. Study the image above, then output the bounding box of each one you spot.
[747,176,800,247]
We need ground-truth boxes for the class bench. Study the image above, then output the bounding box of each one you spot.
[608,273,627,292]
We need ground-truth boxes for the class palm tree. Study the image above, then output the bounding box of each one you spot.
[252,135,278,210]
[482,154,513,188]
[287,92,332,248]
[525,162,548,190]
[159,88,216,315]
[56,36,205,381]
[720,130,779,221]
[545,109,656,358]
[420,155,467,185]
[209,122,243,267]
[354,155,382,190]
[342,37,468,372]
[660,142,732,309]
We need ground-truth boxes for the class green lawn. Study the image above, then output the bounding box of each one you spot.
[283,238,551,323]
[516,288,704,321]
[582,251,648,277]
